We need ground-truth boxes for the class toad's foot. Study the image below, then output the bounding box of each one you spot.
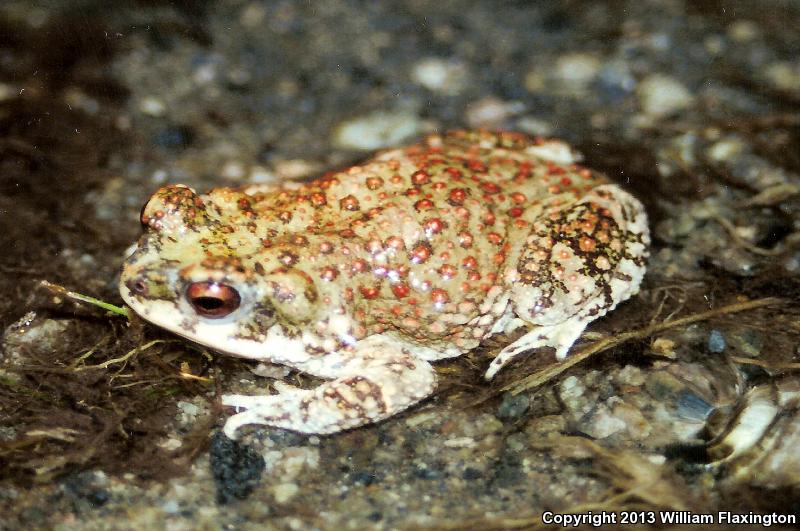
[484,318,589,380]
[222,341,437,437]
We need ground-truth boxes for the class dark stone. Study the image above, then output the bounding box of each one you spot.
[209,431,265,504]
[267,428,308,447]
[462,467,483,480]
[413,464,443,480]
[152,125,195,150]
[62,471,110,508]
[497,392,530,420]
[351,471,379,486]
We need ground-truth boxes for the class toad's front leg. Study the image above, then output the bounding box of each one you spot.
[221,337,437,437]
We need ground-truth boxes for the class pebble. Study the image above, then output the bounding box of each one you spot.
[443,437,476,448]
[332,110,422,151]
[465,96,525,128]
[615,365,646,387]
[650,337,678,358]
[675,390,715,421]
[553,53,601,90]
[161,499,180,515]
[2,315,71,363]
[764,61,800,92]
[496,392,530,420]
[637,74,694,117]
[221,161,246,180]
[240,2,267,28]
[209,432,265,504]
[462,467,483,480]
[139,97,166,117]
[0,82,14,101]
[272,483,299,504]
[411,57,469,95]
[708,329,726,353]
[274,159,321,180]
[706,137,745,162]
[177,401,200,417]
[727,20,759,42]
[515,116,553,137]
[579,403,626,439]
[559,375,586,405]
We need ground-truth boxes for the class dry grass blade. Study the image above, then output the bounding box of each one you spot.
[502,297,784,396]
[74,339,174,371]
[729,356,800,370]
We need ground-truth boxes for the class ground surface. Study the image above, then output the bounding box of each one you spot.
[1,1,799,529]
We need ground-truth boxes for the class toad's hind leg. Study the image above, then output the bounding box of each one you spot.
[222,337,437,437]
[486,184,649,380]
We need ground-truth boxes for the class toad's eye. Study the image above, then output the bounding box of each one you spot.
[186,282,241,319]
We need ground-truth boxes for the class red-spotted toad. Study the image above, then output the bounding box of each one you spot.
[120,130,649,437]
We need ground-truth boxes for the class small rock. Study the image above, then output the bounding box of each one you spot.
[465,96,525,128]
[708,329,726,353]
[411,57,469,95]
[578,403,626,439]
[0,82,14,101]
[413,463,443,480]
[272,483,299,504]
[161,499,180,515]
[706,136,746,162]
[152,125,194,150]
[764,61,800,92]
[609,398,652,440]
[221,161,246,180]
[274,159,321,180]
[462,467,483,480]
[240,2,267,28]
[553,53,601,90]
[559,375,586,405]
[615,365,646,386]
[637,74,694,117]
[443,436,476,448]
[332,110,422,151]
[2,315,71,364]
[177,401,200,417]
[159,438,182,451]
[209,432,265,504]
[515,116,553,137]
[351,471,378,486]
[727,20,759,42]
[62,471,111,507]
[496,392,530,420]
[140,97,166,117]
[675,390,715,422]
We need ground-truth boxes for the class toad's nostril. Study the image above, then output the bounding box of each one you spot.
[125,277,147,295]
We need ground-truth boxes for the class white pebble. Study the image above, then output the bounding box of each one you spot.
[332,110,421,151]
[140,97,166,117]
[465,97,525,128]
[637,74,694,117]
[411,57,469,95]
[553,53,601,89]
[272,483,299,504]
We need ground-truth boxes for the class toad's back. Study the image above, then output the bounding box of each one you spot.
[240,130,612,350]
